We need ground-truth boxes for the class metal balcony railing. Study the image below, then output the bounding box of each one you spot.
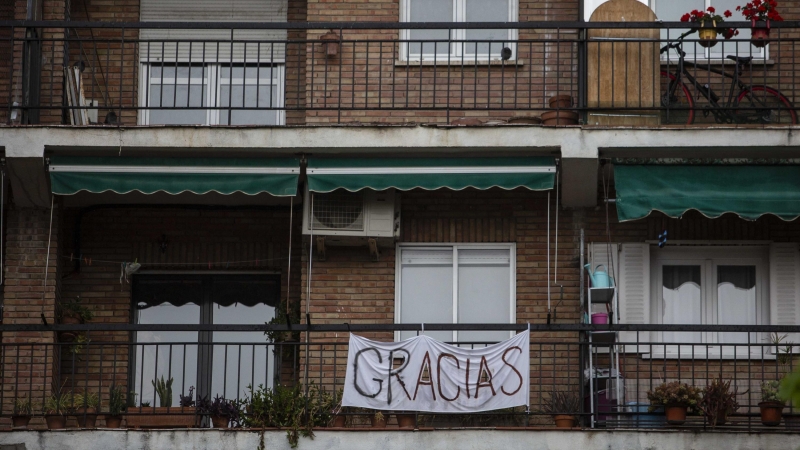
[0,323,798,431]
[0,21,799,126]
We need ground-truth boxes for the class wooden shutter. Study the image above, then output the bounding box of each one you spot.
[140,0,287,62]
[769,243,800,347]
[618,243,651,351]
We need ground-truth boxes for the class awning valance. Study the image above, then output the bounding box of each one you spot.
[615,164,800,222]
[48,157,300,197]
[306,157,556,193]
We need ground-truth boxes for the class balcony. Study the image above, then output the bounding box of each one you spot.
[1,323,798,445]
[1,21,799,128]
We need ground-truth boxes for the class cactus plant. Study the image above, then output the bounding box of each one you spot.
[151,376,173,407]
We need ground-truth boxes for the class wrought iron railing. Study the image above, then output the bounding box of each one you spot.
[1,21,799,126]
[0,323,799,431]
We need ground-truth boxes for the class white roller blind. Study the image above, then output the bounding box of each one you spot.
[769,242,800,347]
[399,248,454,342]
[457,248,512,343]
[140,0,287,62]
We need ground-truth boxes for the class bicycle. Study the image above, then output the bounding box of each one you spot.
[660,29,797,125]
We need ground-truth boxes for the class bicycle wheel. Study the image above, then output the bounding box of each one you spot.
[659,71,695,125]
[735,86,797,125]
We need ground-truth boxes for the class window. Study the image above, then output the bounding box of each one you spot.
[395,244,516,343]
[650,247,769,348]
[399,0,519,61]
[140,64,284,125]
[133,275,280,405]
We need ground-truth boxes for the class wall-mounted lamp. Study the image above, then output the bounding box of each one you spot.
[320,30,341,58]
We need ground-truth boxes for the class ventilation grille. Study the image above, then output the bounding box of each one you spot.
[311,191,364,231]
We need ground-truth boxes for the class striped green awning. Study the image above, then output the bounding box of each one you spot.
[615,164,800,222]
[48,157,300,197]
[306,157,556,193]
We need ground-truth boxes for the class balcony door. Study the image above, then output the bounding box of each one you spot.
[132,274,279,406]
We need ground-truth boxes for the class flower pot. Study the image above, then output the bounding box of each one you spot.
[759,401,784,426]
[665,405,688,425]
[104,415,123,428]
[751,20,771,48]
[396,413,415,429]
[698,28,718,48]
[11,415,31,428]
[330,414,346,428]
[76,408,98,428]
[591,313,608,325]
[125,407,197,428]
[548,95,573,109]
[508,116,542,125]
[46,415,67,429]
[211,415,229,429]
[541,111,578,126]
[370,414,387,428]
[553,414,575,428]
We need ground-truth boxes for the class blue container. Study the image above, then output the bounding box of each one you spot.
[626,402,665,428]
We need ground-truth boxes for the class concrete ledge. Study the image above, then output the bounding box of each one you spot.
[1,429,798,450]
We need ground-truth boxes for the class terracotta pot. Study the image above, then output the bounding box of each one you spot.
[76,408,98,428]
[125,407,197,428]
[508,116,542,125]
[11,415,31,428]
[46,415,67,429]
[105,415,123,428]
[330,414,346,427]
[396,413,415,429]
[450,117,483,126]
[541,111,579,126]
[665,405,688,425]
[698,27,718,48]
[370,414,388,428]
[211,415,229,428]
[759,401,784,426]
[553,414,575,428]
[548,95,573,109]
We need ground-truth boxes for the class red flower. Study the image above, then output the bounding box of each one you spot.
[681,13,691,21]
[707,6,715,13]
[724,10,732,17]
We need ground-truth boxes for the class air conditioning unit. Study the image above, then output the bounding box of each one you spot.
[302,189,400,245]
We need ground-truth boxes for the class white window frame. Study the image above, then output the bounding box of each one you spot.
[138,63,285,126]
[399,0,519,62]
[648,246,770,358]
[394,242,516,342]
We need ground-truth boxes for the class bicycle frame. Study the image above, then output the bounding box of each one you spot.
[664,41,747,123]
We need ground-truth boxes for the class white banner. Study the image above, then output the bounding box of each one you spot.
[342,331,529,412]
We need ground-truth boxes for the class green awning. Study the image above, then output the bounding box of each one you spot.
[615,164,800,222]
[49,157,299,196]
[306,157,556,193]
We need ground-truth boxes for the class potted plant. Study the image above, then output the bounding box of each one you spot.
[543,390,581,428]
[125,378,197,428]
[781,366,800,430]
[737,0,783,47]
[44,391,74,429]
[680,7,738,48]
[105,385,127,428]
[74,391,100,428]
[12,395,34,428]
[647,381,701,425]
[759,380,785,426]
[198,395,240,429]
[370,410,387,428]
[395,411,416,429]
[58,296,94,342]
[699,378,740,427]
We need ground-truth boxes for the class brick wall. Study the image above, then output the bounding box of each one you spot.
[1,206,62,425]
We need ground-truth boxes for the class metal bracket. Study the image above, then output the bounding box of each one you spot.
[315,236,326,260]
[368,238,380,261]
